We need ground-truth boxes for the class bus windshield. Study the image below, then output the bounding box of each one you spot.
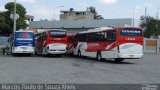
[50,31,66,38]
[120,29,142,37]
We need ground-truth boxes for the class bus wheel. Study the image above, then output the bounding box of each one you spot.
[115,58,124,63]
[97,52,102,61]
[78,50,81,57]
[11,49,15,56]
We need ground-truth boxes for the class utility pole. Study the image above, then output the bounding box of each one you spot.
[156,7,160,54]
[13,0,16,32]
[132,8,134,26]
[145,7,147,29]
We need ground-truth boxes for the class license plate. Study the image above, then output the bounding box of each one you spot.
[129,55,134,58]
[21,47,27,50]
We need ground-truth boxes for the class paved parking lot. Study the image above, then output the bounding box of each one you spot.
[0,54,160,84]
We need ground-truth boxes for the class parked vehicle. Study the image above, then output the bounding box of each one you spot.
[73,27,144,62]
[9,31,35,55]
[35,29,68,56]
[66,34,76,55]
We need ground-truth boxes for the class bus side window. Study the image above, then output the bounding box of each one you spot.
[68,37,75,43]
[78,34,87,42]
[107,31,116,41]
[87,33,93,42]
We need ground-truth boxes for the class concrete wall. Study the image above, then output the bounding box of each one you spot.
[144,38,160,53]
[60,11,94,20]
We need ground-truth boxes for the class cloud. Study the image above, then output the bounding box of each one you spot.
[135,2,153,11]
[0,5,8,11]
[17,0,36,3]
[99,0,117,5]
[78,1,90,7]
[27,5,54,20]
[0,6,5,11]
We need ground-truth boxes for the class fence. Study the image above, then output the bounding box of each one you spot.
[144,38,160,54]
[0,36,9,46]
[0,36,10,54]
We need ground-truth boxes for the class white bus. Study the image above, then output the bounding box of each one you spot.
[73,27,144,62]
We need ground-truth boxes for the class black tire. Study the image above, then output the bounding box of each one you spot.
[28,53,32,56]
[11,53,16,56]
[78,50,81,57]
[11,49,15,56]
[97,52,102,61]
[115,58,124,63]
[56,54,61,57]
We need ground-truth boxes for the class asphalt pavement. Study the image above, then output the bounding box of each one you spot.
[0,54,159,84]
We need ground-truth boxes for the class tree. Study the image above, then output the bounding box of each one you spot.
[70,8,74,12]
[0,12,11,35]
[88,6,104,19]
[140,16,160,38]
[0,14,6,30]
[0,2,27,34]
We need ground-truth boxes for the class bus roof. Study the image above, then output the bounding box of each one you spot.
[48,29,66,32]
[35,29,67,35]
[79,27,113,34]
[14,31,34,33]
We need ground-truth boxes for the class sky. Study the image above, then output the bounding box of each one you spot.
[0,0,160,26]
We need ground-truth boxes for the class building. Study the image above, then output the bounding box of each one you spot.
[29,18,132,34]
[26,15,34,21]
[60,10,94,20]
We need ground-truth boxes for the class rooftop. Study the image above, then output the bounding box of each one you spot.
[29,18,132,29]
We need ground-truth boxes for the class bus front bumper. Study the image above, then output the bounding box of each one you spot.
[47,50,66,54]
[118,53,143,59]
[46,44,67,55]
[12,47,35,54]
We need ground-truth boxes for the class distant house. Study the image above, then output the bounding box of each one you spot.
[25,15,34,21]
[60,10,94,20]
[29,18,132,34]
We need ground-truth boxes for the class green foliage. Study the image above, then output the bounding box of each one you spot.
[0,2,27,35]
[88,6,104,19]
[0,14,6,30]
[0,12,11,35]
[140,16,160,38]
[69,8,74,12]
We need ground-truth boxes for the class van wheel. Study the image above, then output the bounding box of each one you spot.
[115,58,124,63]
[97,52,102,61]
[78,50,81,57]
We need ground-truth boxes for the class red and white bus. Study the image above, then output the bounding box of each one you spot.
[35,29,68,56]
[66,34,76,54]
[73,27,144,62]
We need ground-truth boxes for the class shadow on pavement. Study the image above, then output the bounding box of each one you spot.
[66,55,136,65]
